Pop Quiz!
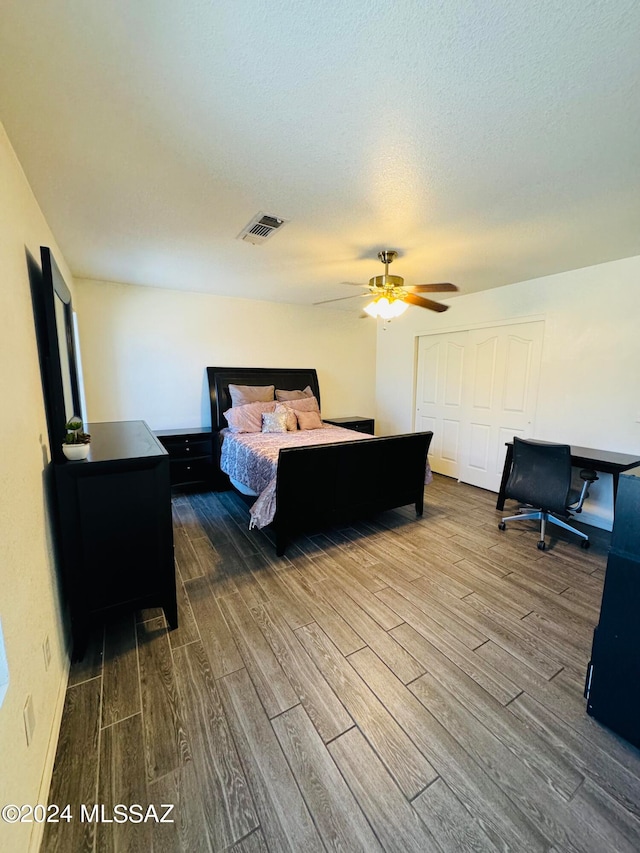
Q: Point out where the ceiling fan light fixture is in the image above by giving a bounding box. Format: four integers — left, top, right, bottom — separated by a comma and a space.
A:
391, 299, 409, 318
364, 299, 381, 318
319, 249, 457, 315
364, 295, 408, 320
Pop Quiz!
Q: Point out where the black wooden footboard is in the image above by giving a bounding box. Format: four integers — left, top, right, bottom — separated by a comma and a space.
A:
273, 431, 433, 555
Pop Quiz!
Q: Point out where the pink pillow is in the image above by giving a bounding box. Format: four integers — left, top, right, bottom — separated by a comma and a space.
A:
275, 386, 314, 402
275, 402, 297, 430
228, 384, 275, 407
224, 401, 276, 433
296, 410, 323, 430
284, 396, 320, 414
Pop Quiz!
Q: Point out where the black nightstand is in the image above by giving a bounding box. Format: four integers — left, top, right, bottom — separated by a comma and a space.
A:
155, 427, 213, 489
323, 416, 375, 435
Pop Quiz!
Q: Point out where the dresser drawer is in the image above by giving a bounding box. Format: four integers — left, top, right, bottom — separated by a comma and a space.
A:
323, 417, 375, 435
349, 421, 375, 434
170, 458, 212, 487
162, 437, 212, 458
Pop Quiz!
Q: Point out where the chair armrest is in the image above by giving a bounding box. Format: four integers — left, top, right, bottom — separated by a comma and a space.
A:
569, 469, 599, 513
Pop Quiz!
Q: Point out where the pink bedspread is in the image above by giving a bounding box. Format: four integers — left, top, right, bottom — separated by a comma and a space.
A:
220, 425, 433, 529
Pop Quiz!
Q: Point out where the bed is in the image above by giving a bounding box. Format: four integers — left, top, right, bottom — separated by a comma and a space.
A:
207, 366, 433, 555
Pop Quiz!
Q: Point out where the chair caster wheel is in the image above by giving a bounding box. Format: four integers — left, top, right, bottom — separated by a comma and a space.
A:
537, 540, 546, 550
498, 522, 506, 531
581, 540, 590, 549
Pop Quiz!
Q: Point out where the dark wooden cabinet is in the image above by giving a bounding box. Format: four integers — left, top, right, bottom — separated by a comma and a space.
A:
323, 416, 375, 435
54, 421, 177, 659
585, 465, 640, 748
155, 427, 213, 489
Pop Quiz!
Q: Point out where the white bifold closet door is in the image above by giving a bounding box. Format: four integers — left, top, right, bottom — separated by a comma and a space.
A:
415, 321, 544, 491
415, 331, 468, 479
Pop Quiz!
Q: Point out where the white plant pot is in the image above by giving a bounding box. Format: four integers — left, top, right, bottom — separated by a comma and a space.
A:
62, 443, 90, 461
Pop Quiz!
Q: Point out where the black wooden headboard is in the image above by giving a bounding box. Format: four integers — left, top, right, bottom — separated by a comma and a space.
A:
207, 366, 321, 431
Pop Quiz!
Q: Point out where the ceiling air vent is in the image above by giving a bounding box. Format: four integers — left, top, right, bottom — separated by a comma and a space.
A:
237, 212, 288, 245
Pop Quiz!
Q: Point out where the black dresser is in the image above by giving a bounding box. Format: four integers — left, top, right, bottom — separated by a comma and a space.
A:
54, 421, 177, 659
585, 465, 640, 747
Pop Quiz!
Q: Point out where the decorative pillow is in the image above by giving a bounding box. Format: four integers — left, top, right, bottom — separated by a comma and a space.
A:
275, 402, 297, 431
275, 385, 314, 402
224, 401, 275, 433
296, 410, 323, 430
228, 383, 275, 407
262, 411, 289, 433
283, 396, 320, 414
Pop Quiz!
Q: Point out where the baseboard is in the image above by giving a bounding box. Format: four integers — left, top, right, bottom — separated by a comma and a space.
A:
28, 658, 70, 853
578, 508, 613, 533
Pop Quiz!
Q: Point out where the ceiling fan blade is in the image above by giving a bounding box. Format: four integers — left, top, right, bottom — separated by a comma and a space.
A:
313, 292, 369, 305
407, 283, 458, 292
340, 281, 368, 287
403, 292, 449, 313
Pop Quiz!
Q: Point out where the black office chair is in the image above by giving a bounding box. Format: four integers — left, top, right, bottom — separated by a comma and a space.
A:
498, 437, 598, 550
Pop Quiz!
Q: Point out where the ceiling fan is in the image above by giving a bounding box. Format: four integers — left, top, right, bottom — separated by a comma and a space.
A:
314, 250, 458, 319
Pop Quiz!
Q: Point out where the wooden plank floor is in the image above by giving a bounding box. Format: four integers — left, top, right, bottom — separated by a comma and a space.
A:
43, 475, 640, 852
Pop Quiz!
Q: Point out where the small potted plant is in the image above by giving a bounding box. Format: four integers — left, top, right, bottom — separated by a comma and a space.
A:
62, 417, 91, 460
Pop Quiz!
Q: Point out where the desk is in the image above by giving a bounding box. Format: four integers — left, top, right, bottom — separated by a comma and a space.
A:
496, 442, 640, 511
586, 466, 640, 748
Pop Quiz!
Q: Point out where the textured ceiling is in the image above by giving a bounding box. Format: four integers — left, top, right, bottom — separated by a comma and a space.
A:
1, 0, 639, 309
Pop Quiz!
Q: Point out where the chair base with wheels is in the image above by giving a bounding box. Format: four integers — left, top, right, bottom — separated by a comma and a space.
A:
499, 508, 591, 551
497, 436, 598, 551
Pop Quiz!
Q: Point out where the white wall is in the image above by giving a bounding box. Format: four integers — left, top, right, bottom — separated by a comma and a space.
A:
75, 280, 377, 430
375, 255, 640, 529
0, 125, 71, 852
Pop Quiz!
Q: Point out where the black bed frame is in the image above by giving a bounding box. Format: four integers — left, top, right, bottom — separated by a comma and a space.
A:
207, 366, 433, 555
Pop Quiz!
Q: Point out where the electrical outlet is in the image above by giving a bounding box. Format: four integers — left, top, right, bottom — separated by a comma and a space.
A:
43, 635, 51, 671
23, 694, 36, 746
